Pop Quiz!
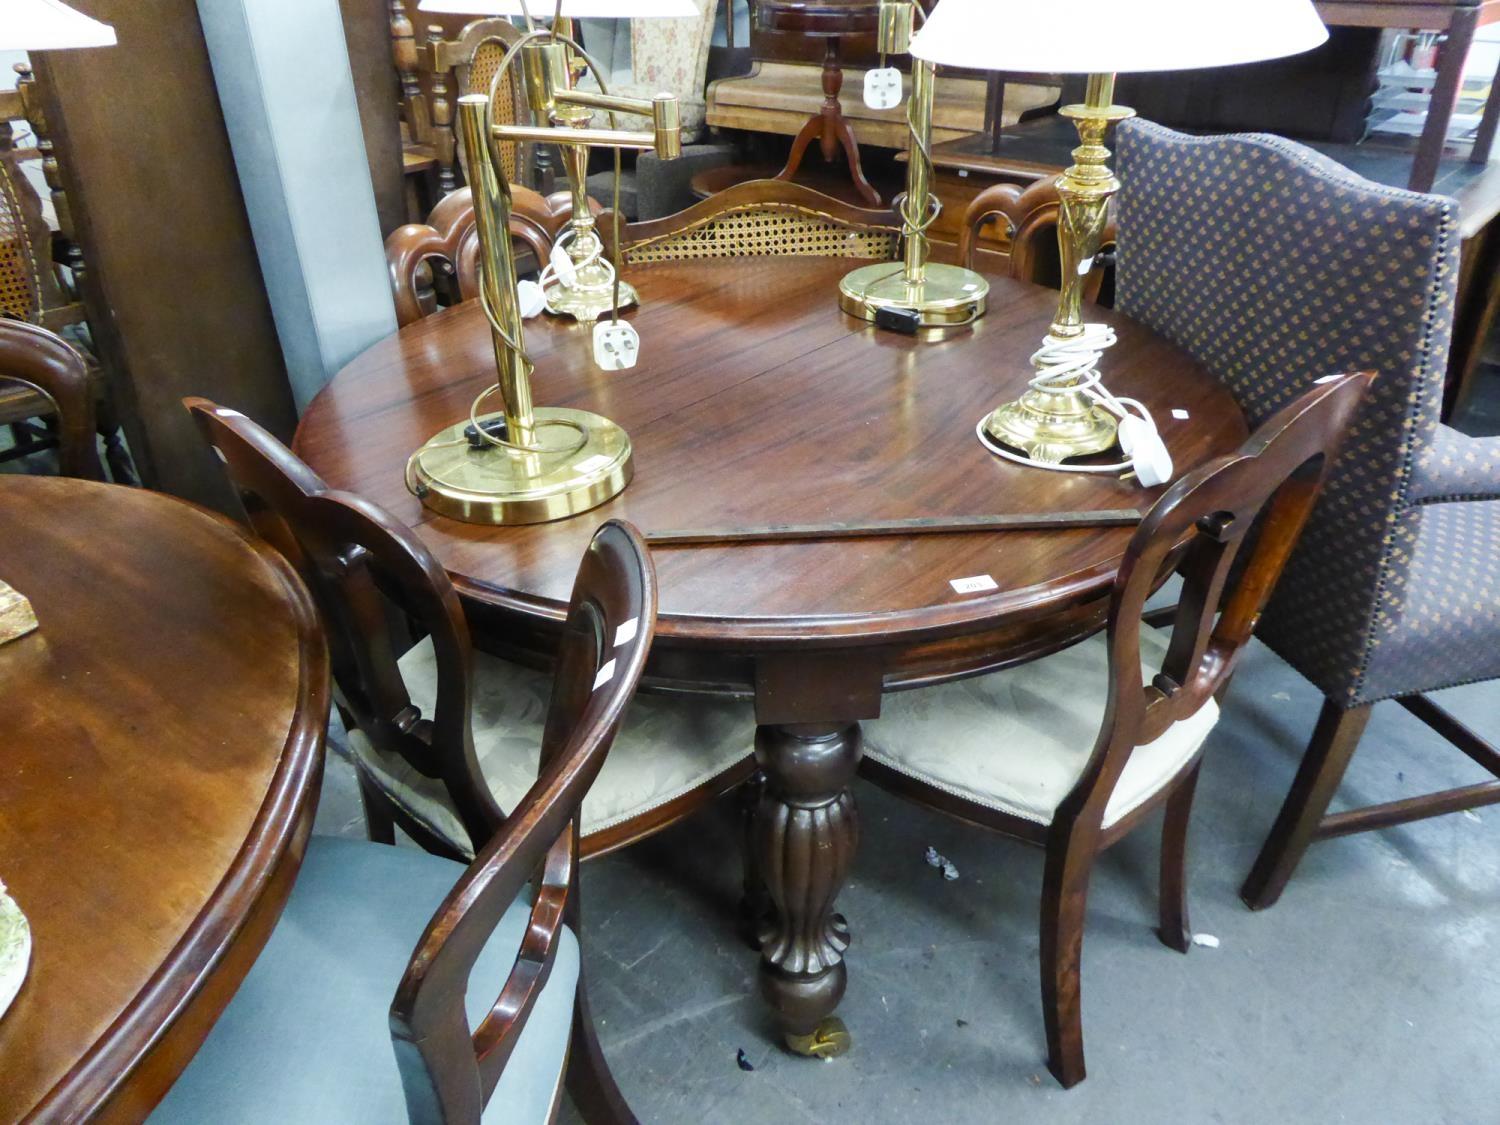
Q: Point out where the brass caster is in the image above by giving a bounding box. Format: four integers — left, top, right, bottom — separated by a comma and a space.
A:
784, 1017, 851, 1059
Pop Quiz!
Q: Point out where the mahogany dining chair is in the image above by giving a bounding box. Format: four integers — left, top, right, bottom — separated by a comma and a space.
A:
859, 373, 1372, 1088
152, 413, 653, 1123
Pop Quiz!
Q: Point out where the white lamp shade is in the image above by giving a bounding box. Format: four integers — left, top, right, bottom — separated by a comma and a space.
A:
911, 0, 1327, 74
0, 0, 116, 50
418, 0, 697, 16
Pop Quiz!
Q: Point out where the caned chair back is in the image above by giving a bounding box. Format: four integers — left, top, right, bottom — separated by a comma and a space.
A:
958, 175, 1114, 303
1115, 120, 1459, 707
385, 185, 576, 326
0, 318, 101, 479
185, 398, 502, 849
1066, 374, 1371, 830
609, 180, 902, 265
391, 519, 655, 1121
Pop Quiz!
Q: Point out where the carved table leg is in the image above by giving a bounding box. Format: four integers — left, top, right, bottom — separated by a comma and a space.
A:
754, 720, 860, 1059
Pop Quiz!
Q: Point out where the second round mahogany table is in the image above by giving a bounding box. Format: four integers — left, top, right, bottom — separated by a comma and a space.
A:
294, 256, 1247, 1055
0, 476, 328, 1121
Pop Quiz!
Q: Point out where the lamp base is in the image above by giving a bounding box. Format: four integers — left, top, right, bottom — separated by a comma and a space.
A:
982, 384, 1119, 465
410, 406, 632, 525
545, 270, 640, 324
838, 262, 989, 328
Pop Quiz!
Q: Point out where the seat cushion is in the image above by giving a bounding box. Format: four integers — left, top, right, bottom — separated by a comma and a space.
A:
1359, 500, 1500, 701
150, 836, 578, 1125
352, 642, 754, 856
863, 626, 1219, 829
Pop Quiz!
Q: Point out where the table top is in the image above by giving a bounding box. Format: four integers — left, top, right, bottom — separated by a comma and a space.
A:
296, 258, 1246, 667
755, 0, 882, 35
0, 476, 328, 1122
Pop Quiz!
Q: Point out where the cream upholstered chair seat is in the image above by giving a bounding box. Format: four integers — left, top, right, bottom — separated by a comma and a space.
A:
350, 639, 754, 857
864, 625, 1219, 829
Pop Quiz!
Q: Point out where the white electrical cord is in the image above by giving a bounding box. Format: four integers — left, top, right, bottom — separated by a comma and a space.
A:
976, 323, 1174, 487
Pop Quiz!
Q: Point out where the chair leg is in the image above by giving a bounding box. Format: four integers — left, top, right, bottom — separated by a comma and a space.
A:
1157, 760, 1203, 954
1241, 699, 1372, 911
356, 768, 398, 846
1039, 831, 1096, 1089
737, 770, 769, 950
566, 972, 638, 1125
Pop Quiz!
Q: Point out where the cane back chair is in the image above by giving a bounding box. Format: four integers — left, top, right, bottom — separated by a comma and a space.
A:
958, 175, 1115, 305
151, 440, 649, 1123
607, 180, 902, 265
385, 184, 583, 327
1113, 120, 1500, 911
860, 374, 1371, 1088
0, 136, 125, 479
186, 399, 755, 863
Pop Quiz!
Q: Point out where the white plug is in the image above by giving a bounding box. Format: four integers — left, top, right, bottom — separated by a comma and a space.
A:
864, 67, 903, 110
516, 279, 547, 319
1119, 415, 1173, 487
549, 242, 578, 288
593, 321, 640, 371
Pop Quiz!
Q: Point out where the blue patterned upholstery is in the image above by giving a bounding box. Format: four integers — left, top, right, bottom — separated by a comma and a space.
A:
1115, 120, 1499, 707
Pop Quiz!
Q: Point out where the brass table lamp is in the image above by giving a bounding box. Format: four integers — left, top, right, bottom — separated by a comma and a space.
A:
839, 0, 989, 329
406, 4, 686, 525
422, 0, 696, 322
904, 0, 1327, 465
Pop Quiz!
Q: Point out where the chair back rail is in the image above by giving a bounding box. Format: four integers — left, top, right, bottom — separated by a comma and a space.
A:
604, 179, 903, 264
386, 185, 582, 326
185, 398, 502, 850
390, 520, 656, 1122
958, 176, 1114, 302
1062, 373, 1372, 830
0, 318, 101, 479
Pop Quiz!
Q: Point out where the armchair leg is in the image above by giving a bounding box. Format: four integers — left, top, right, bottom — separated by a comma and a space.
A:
1157, 759, 1202, 954
1040, 830, 1096, 1089
1241, 699, 1371, 911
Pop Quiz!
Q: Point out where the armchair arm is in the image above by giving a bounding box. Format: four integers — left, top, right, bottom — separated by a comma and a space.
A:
1410, 424, 1500, 505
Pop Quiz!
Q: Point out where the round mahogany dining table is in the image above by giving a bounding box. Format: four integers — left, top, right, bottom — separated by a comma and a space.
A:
294, 256, 1247, 1055
0, 476, 329, 1122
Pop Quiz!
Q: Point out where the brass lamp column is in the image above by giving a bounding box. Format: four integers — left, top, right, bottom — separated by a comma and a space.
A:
981, 74, 1133, 461
406, 81, 682, 525
838, 0, 988, 329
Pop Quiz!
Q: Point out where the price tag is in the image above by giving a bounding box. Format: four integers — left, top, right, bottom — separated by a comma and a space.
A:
864, 67, 903, 110
950, 574, 998, 594
614, 617, 639, 647
592, 657, 617, 691
1171, 409, 1190, 420
550, 242, 578, 287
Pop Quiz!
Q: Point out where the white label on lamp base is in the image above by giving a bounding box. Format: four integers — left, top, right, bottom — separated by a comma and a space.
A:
574, 454, 615, 476
592, 658, 617, 691
864, 67, 903, 109
614, 617, 639, 648
950, 574, 998, 594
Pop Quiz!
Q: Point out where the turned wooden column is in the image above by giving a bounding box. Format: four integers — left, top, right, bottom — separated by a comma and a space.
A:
750, 647, 881, 1056
754, 720, 860, 1055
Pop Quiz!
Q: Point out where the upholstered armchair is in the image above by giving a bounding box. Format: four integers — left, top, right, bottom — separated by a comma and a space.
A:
1114, 119, 1500, 909
580, 3, 719, 143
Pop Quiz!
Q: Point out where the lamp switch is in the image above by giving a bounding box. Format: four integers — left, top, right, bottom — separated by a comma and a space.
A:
864, 67, 903, 110
593, 321, 640, 370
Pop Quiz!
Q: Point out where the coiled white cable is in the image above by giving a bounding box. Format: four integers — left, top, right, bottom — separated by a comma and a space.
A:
976, 323, 1174, 486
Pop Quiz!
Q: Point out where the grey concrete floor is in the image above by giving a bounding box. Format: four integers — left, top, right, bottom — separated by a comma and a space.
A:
314, 636, 1500, 1125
